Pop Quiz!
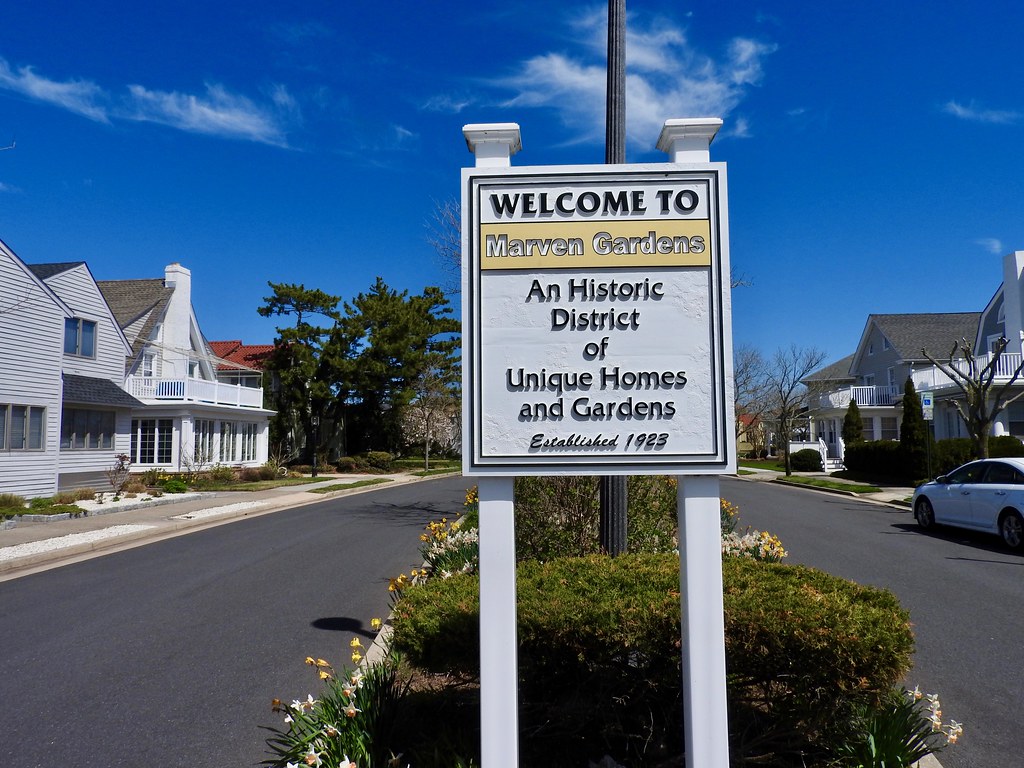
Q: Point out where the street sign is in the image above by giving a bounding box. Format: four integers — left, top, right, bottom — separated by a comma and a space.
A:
921, 391, 934, 421
462, 164, 735, 476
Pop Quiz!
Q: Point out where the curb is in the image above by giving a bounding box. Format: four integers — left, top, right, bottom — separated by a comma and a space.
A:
0, 472, 461, 580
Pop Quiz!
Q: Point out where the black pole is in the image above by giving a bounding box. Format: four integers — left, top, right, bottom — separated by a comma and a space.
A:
600, 0, 628, 557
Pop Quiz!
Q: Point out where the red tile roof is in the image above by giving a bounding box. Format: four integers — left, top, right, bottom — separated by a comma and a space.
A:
209, 340, 274, 371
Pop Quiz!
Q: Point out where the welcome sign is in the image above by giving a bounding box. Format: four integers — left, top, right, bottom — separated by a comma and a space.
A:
463, 165, 734, 475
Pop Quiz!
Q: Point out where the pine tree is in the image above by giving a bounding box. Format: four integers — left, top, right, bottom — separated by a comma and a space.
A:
842, 399, 863, 445
900, 378, 930, 481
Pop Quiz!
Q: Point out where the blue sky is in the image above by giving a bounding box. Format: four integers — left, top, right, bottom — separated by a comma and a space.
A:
2, 1, 1023, 367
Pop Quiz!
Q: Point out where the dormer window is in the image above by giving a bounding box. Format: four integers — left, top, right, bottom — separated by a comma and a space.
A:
64, 318, 96, 357
882, 337, 890, 351
868, 343, 874, 356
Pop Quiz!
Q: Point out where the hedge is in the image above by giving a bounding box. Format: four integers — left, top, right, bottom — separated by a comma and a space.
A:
391, 554, 913, 766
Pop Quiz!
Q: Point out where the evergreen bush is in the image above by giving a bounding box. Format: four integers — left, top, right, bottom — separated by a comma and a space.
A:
988, 434, 1024, 458
843, 440, 906, 478
360, 451, 395, 472
790, 448, 823, 471
933, 438, 974, 476
900, 381, 931, 482
842, 399, 864, 444
391, 554, 913, 766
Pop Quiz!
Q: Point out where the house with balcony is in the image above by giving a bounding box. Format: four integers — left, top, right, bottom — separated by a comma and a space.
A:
2, 240, 274, 498
96, 263, 273, 472
803, 250, 1024, 465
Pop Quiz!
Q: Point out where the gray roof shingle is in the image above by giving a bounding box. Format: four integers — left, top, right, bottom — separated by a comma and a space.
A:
870, 313, 982, 360
63, 374, 143, 408
96, 278, 173, 360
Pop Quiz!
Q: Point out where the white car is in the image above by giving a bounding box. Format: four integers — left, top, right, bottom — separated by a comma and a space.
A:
912, 458, 1024, 550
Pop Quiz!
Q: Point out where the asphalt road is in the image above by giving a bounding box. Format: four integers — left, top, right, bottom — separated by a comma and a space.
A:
0, 475, 470, 768
722, 476, 1022, 768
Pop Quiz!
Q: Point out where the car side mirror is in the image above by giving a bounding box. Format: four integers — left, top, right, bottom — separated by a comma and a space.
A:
936, 475, 950, 485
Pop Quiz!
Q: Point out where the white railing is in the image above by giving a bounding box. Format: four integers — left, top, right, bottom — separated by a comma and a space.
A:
125, 375, 263, 409
912, 352, 1024, 390
815, 384, 901, 408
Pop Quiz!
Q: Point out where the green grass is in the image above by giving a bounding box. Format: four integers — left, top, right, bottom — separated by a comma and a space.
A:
411, 467, 461, 477
392, 457, 460, 470
738, 459, 785, 471
775, 475, 882, 494
195, 475, 339, 492
308, 478, 394, 494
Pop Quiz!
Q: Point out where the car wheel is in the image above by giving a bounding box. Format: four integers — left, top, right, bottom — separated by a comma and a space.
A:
915, 497, 936, 529
999, 511, 1024, 550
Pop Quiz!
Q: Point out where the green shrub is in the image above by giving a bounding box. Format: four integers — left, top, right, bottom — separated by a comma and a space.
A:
360, 451, 395, 472
511, 475, 677, 561
162, 478, 188, 494
391, 554, 913, 766
29, 496, 56, 509
933, 438, 974, 476
334, 456, 358, 473
790, 448, 823, 471
989, 434, 1024, 458
843, 440, 906, 478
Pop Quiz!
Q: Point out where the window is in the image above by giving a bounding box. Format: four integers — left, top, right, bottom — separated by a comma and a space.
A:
887, 367, 896, 387
0, 404, 46, 450
880, 417, 899, 441
883, 336, 891, 351
130, 419, 173, 464
64, 318, 97, 357
240, 423, 258, 462
868, 343, 874, 356
194, 419, 215, 463
141, 353, 155, 379
219, 421, 236, 462
981, 462, 1024, 485
862, 418, 875, 441
61, 408, 115, 450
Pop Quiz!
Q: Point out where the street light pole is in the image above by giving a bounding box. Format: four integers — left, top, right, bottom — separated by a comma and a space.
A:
600, 0, 628, 556
311, 414, 320, 478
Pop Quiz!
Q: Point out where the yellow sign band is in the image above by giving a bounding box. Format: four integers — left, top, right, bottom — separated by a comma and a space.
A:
479, 219, 712, 270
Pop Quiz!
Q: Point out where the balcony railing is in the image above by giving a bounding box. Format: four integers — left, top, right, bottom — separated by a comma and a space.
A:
912, 352, 1024, 391
814, 385, 901, 409
125, 375, 264, 409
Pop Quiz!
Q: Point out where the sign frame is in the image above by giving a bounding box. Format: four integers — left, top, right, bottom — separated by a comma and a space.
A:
462, 163, 736, 476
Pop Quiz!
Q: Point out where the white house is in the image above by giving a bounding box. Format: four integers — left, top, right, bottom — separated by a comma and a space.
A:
1, 240, 72, 498
1, 237, 273, 498
804, 250, 1024, 464
97, 263, 274, 473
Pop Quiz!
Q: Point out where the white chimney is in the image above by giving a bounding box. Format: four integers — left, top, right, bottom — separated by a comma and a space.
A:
162, 263, 193, 377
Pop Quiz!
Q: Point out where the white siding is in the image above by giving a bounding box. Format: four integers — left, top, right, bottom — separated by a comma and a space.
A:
0, 245, 66, 498
44, 264, 130, 381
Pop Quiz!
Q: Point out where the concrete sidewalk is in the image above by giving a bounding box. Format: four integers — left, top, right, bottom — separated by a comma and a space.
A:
0, 471, 456, 581
738, 467, 916, 506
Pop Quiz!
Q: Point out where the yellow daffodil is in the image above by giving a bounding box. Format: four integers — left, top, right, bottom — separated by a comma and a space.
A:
370, 617, 382, 630
350, 638, 362, 649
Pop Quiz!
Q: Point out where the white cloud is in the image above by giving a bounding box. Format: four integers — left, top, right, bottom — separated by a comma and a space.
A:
0, 55, 291, 147
944, 100, 1020, 125
0, 57, 108, 122
491, 9, 776, 148
976, 237, 1004, 255
0, 180, 22, 193
123, 83, 288, 147
422, 94, 474, 114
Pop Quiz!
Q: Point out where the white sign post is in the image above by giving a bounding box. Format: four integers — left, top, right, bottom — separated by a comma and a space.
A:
463, 119, 735, 768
